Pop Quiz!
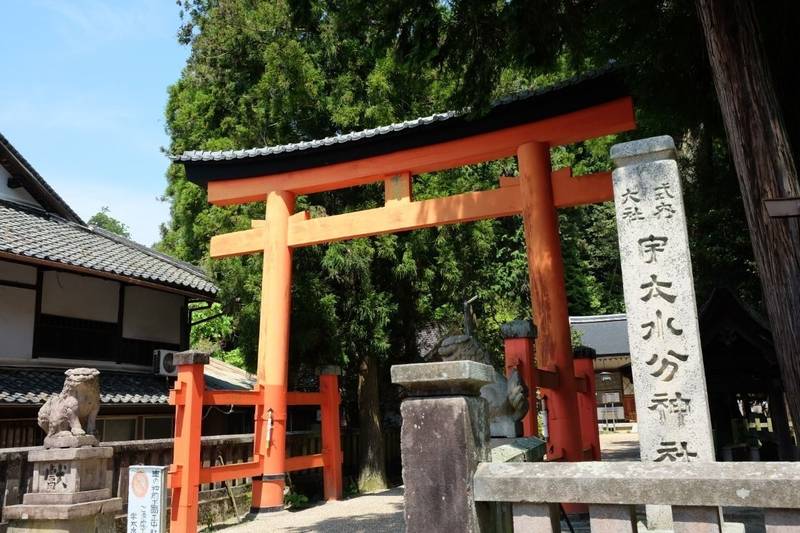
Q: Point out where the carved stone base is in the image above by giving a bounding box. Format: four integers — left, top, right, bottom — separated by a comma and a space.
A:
4, 498, 121, 533
42, 433, 98, 450
3, 446, 118, 533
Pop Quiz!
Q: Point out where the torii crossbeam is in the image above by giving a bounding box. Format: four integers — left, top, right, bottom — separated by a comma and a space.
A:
171, 68, 635, 528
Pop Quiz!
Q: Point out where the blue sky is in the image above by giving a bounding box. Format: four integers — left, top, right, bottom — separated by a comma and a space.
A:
1, 0, 189, 245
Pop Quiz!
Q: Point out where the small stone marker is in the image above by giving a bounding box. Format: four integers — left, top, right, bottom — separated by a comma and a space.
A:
611, 136, 716, 526
127, 465, 168, 533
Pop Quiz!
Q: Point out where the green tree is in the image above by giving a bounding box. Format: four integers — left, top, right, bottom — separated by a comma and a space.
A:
88, 207, 131, 238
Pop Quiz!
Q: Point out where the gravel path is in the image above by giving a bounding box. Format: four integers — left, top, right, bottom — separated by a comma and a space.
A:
600, 430, 642, 461
216, 487, 404, 533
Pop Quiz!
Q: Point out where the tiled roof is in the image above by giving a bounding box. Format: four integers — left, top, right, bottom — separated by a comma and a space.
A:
569, 314, 630, 356
0, 199, 217, 297
174, 66, 621, 164
0, 363, 253, 406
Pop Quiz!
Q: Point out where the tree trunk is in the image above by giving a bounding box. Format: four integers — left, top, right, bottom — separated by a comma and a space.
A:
695, 0, 800, 432
357, 354, 388, 492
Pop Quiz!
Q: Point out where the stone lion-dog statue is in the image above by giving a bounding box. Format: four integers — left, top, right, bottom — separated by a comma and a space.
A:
38, 368, 101, 448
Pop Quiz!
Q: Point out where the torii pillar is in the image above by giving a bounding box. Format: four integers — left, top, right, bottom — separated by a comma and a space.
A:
251, 190, 296, 514
518, 142, 583, 465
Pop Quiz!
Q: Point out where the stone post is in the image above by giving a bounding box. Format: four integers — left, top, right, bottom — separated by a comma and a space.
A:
611, 136, 716, 530
391, 361, 494, 533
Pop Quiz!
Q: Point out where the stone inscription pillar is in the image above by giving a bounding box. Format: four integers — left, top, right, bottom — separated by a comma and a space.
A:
391, 361, 493, 533
611, 136, 716, 528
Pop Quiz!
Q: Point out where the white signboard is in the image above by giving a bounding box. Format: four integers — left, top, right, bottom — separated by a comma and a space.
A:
127, 465, 167, 533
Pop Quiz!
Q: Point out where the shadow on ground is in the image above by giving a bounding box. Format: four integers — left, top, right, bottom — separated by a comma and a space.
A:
280, 503, 404, 533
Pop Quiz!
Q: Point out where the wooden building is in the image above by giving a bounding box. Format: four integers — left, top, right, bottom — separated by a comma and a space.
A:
0, 132, 251, 447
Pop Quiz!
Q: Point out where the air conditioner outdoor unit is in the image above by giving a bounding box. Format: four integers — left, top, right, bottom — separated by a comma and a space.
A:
153, 349, 177, 377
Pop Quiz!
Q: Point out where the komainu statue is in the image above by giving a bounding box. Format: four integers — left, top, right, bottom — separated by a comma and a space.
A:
427, 334, 529, 438
38, 368, 101, 448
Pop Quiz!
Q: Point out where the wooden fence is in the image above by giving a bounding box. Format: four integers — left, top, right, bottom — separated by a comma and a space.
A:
0, 428, 400, 528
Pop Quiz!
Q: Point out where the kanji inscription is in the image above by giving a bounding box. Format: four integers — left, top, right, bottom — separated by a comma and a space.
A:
611, 136, 714, 471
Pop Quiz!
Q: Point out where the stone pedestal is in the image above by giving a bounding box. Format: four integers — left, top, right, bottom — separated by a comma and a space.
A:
4, 447, 122, 533
391, 361, 494, 533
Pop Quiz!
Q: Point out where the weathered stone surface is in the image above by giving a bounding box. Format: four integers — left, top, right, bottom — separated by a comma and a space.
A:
612, 136, 715, 529
472, 461, 800, 508
37, 368, 100, 449
490, 437, 546, 463
6, 513, 117, 533
173, 349, 210, 366
499, 319, 537, 339
511, 503, 559, 532
28, 447, 113, 495
4, 498, 122, 521
22, 488, 111, 505
672, 506, 722, 533
6, 444, 119, 533
588, 504, 638, 533
391, 361, 495, 396
400, 395, 491, 533
610, 135, 677, 167
28, 446, 112, 462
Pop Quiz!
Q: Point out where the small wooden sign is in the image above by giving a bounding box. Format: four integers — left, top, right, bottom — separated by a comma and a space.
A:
764, 197, 800, 218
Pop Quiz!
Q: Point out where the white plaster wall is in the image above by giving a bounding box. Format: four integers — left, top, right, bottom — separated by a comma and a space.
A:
0, 260, 36, 284
0, 286, 35, 358
0, 164, 41, 208
41, 271, 120, 322
122, 286, 183, 344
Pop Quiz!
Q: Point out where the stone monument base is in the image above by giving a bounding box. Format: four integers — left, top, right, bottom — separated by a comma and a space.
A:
43, 433, 98, 450
4, 499, 122, 533
3, 446, 121, 533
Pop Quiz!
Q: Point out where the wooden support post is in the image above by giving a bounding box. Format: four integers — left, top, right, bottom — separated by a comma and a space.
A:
518, 141, 584, 512
574, 347, 601, 460
501, 320, 538, 437
384, 172, 412, 205
319, 366, 343, 500
251, 190, 295, 514
169, 351, 209, 533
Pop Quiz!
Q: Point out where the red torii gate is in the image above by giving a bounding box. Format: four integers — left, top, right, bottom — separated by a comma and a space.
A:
169, 70, 635, 530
